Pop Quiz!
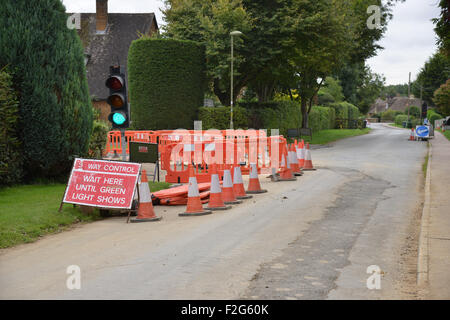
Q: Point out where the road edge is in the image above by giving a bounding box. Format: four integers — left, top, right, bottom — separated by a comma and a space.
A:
417, 140, 431, 292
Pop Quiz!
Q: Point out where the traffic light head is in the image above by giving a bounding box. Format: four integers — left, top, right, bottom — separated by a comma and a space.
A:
106, 66, 129, 129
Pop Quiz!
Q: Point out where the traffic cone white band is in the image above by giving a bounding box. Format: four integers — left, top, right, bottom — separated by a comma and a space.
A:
250, 163, 258, 179
305, 149, 311, 161
223, 169, 233, 188
188, 176, 200, 197
210, 174, 222, 193
139, 182, 151, 203
233, 166, 244, 184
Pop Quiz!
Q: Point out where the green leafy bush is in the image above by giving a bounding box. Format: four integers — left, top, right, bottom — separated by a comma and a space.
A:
88, 120, 109, 159
411, 118, 422, 127
0, 0, 93, 180
381, 109, 398, 121
404, 106, 420, 118
0, 67, 22, 186
427, 109, 443, 126
128, 38, 206, 130
395, 114, 409, 126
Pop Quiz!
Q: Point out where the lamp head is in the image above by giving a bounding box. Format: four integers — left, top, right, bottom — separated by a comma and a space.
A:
230, 30, 243, 37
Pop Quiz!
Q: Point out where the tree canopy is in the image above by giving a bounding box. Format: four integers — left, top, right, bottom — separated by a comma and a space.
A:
162, 0, 403, 127
0, 0, 93, 180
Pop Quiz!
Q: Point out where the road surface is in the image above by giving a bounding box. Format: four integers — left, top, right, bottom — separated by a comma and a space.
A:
0, 124, 427, 299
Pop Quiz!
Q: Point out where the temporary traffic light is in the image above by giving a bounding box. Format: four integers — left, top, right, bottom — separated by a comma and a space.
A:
421, 102, 428, 120
106, 66, 129, 128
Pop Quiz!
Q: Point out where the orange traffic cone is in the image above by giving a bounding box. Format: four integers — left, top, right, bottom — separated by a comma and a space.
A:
409, 128, 415, 141
206, 164, 231, 211
179, 165, 212, 216
303, 143, 316, 170
297, 140, 305, 168
279, 153, 296, 181
247, 163, 268, 194
222, 165, 242, 205
131, 170, 162, 223
289, 144, 303, 176
233, 165, 253, 199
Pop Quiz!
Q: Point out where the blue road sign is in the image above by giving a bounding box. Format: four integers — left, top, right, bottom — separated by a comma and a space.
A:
416, 125, 430, 138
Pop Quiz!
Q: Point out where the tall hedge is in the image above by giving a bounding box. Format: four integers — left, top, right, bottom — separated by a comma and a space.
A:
330, 102, 359, 128
0, 0, 93, 179
128, 39, 206, 130
198, 106, 248, 130
0, 67, 22, 185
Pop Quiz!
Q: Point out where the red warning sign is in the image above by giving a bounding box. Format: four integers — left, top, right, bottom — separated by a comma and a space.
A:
63, 158, 141, 209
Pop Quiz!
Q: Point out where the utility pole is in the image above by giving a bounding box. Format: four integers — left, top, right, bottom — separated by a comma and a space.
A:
407, 72, 411, 127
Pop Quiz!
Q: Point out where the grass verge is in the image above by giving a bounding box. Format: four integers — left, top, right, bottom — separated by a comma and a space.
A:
0, 184, 102, 249
301, 128, 371, 145
423, 142, 430, 179
436, 128, 450, 141
388, 123, 408, 129
148, 181, 172, 192
0, 181, 172, 249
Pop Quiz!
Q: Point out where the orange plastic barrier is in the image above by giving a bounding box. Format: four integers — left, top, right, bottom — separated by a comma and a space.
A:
104, 130, 287, 184
160, 135, 287, 183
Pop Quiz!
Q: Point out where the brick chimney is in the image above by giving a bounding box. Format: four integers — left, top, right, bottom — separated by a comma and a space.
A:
96, 0, 108, 33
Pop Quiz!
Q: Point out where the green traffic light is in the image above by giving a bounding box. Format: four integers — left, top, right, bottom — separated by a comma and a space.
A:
112, 112, 126, 125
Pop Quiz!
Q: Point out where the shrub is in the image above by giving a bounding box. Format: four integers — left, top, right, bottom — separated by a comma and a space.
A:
395, 114, 408, 126
88, 120, 109, 159
128, 38, 206, 130
433, 79, 450, 117
427, 109, 443, 127
381, 109, 397, 121
0, 67, 22, 186
198, 106, 248, 130
0, 0, 93, 180
411, 118, 422, 127
404, 106, 420, 118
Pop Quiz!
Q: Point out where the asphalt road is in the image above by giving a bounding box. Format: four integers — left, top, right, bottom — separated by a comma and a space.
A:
0, 124, 427, 299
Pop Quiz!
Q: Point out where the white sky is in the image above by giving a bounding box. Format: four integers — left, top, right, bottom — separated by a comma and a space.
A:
367, 0, 441, 85
62, 0, 441, 85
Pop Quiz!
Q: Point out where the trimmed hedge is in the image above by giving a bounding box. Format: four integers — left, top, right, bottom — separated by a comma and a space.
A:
0, 67, 22, 186
199, 101, 337, 137
198, 106, 248, 130
309, 106, 336, 132
330, 102, 359, 128
0, 0, 93, 180
128, 38, 206, 130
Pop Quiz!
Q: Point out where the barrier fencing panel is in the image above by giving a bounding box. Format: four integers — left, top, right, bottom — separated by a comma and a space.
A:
104, 130, 287, 183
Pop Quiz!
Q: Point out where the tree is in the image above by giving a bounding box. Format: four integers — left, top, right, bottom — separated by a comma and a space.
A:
433, 79, 450, 116
0, 0, 93, 179
163, 0, 252, 106
318, 77, 344, 105
432, 0, 450, 57
286, 0, 354, 128
381, 84, 409, 99
0, 67, 22, 185
412, 52, 450, 105
335, 0, 403, 106
355, 67, 385, 114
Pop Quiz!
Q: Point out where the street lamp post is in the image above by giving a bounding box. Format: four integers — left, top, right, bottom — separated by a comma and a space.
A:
230, 30, 243, 129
